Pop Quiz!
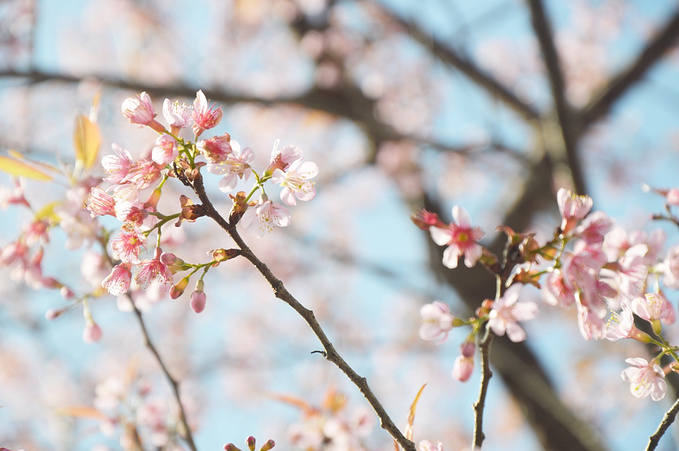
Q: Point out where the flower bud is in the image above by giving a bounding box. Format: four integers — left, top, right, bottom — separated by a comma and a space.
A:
83, 321, 103, 343
210, 248, 241, 265
170, 276, 191, 299
261, 439, 275, 451
190, 280, 206, 313
246, 436, 257, 451
223, 445, 241, 451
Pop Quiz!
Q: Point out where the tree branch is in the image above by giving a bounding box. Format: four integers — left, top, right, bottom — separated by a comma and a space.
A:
472, 326, 493, 449
368, 2, 541, 122
647, 396, 679, 451
191, 172, 416, 451
581, 9, 679, 130
527, 0, 586, 195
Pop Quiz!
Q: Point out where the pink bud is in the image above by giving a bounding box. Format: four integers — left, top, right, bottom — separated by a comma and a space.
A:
261, 439, 275, 451
83, 322, 103, 343
160, 252, 180, 266
246, 436, 256, 451
60, 285, 75, 300
460, 339, 475, 358
45, 308, 62, 320
190, 290, 207, 313
667, 188, 679, 206
452, 355, 474, 382
223, 445, 240, 451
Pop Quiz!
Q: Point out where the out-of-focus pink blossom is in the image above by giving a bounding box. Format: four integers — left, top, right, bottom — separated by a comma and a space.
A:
240, 199, 291, 237
663, 245, 679, 289
272, 159, 319, 206
419, 441, 444, 451
576, 302, 606, 340
83, 320, 103, 343
488, 284, 538, 342
666, 188, 679, 206
557, 188, 593, 234
151, 134, 178, 166
0, 178, 29, 208
197, 133, 232, 164
542, 269, 577, 308
207, 140, 255, 192
22, 219, 49, 246
574, 210, 612, 245
632, 292, 675, 332
429, 206, 485, 269
102, 263, 132, 296
419, 301, 455, 343
192, 90, 222, 137
621, 357, 666, 401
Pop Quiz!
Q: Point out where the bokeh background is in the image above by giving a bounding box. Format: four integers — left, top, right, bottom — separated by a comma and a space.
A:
2, 0, 679, 449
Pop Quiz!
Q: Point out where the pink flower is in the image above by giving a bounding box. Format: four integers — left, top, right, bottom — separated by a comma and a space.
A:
419, 441, 444, 451
192, 90, 222, 137
266, 139, 303, 174
663, 245, 679, 289
22, 219, 49, 246
632, 292, 675, 331
207, 141, 255, 192
429, 206, 485, 269
487, 284, 538, 342
542, 269, 577, 307
452, 355, 474, 382
419, 301, 455, 343
606, 300, 651, 342
271, 159, 319, 206
666, 188, 679, 206
557, 188, 593, 234
122, 92, 165, 133
151, 135, 178, 166
102, 263, 132, 296
102, 144, 135, 185
574, 211, 612, 245
135, 248, 174, 300
110, 224, 146, 264
576, 303, 606, 340
162, 98, 193, 131
0, 178, 29, 208
86, 187, 116, 217
621, 357, 666, 401
197, 133, 232, 164
240, 199, 291, 237
114, 200, 148, 226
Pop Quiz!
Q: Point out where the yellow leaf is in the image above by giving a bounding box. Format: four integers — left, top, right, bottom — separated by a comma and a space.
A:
56, 405, 107, 420
34, 201, 61, 221
73, 114, 101, 169
0, 155, 53, 181
405, 383, 427, 441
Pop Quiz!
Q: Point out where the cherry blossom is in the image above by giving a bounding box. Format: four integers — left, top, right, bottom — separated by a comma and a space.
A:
86, 187, 116, 217
266, 139, 303, 174
197, 133, 232, 164
452, 355, 474, 382
102, 263, 133, 296
240, 199, 291, 237
271, 159, 319, 206
621, 357, 667, 401
110, 224, 146, 264
419, 441, 444, 451
429, 206, 485, 269
557, 188, 593, 234
192, 90, 222, 137
487, 284, 538, 342
162, 98, 192, 131
419, 301, 455, 343
135, 248, 174, 301
632, 292, 675, 329
206, 140, 255, 192
606, 300, 651, 342
122, 91, 156, 126
151, 134, 178, 166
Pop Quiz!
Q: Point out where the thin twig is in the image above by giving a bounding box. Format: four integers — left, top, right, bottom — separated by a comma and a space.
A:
647, 397, 679, 451
100, 243, 197, 451
472, 320, 494, 449
191, 172, 416, 451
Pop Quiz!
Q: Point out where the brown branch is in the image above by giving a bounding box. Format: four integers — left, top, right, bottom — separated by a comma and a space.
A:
472, 326, 493, 449
99, 242, 197, 451
128, 300, 197, 451
366, 1, 541, 122
647, 397, 679, 451
191, 172, 416, 451
527, 0, 586, 195
581, 9, 679, 130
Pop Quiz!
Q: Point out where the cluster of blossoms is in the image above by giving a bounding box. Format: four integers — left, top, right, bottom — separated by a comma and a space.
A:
281, 388, 374, 451
86, 90, 317, 318
89, 372, 195, 450
414, 187, 679, 402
